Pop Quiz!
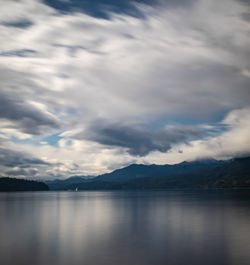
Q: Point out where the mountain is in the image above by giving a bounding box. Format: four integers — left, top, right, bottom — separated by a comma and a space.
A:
45, 176, 87, 190
201, 157, 250, 188
46, 157, 250, 190
111, 157, 250, 190
0, 177, 49, 191
73, 157, 250, 190
46, 159, 221, 190
93, 159, 223, 183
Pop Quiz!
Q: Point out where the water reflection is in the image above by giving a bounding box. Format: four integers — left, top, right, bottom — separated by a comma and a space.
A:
0, 191, 250, 265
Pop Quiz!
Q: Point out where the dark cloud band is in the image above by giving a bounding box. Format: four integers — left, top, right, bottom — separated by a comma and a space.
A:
73, 122, 202, 156
0, 92, 60, 135
0, 148, 49, 169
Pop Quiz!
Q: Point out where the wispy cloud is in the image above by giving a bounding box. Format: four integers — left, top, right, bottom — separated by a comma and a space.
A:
0, 0, 249, 178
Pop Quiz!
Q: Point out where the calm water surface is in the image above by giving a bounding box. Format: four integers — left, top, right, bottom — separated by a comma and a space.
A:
0, 190, 250, 265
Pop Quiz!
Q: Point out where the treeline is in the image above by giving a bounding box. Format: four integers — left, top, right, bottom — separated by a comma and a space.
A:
0, 177, 49, 191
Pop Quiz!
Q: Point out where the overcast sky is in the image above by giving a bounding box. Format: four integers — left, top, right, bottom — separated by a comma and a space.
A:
0, 0, 250, 179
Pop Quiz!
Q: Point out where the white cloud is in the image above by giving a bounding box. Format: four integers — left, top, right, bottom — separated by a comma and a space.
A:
1, 0, 249, 120
142, 108, 250, 164
0, 0, 249, 178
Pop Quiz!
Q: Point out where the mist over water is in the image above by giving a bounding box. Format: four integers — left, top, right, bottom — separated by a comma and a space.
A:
0, 190, 250, 265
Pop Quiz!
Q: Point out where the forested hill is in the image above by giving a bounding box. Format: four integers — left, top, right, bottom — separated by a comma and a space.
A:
0, 177, 49, 191
46, 157, 250, 190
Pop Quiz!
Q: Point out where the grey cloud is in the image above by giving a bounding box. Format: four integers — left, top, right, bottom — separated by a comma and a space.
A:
52, 44, 106, 57
74, 122, 202, 156
6, 168, 38, 177
1, 19, 33, 28
241, 12, 250, 22
0, 148, 49, 168
235, 0, 250, 5
157, 0, 197, 9
52, 44, 85, 57
0, 92, 60, 135
0, 49, 37, 57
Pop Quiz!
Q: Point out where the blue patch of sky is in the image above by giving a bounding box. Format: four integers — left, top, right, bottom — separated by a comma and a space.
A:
146, 110, 232, 137
10, 133, 63, 147
147, 114, 224, 130
64, 139, 73, 146
203, 123, 230, 136
66, 107, 78, 115
10, 136, 42, 147
43, 133, 63, 146
42, 0, 158, 19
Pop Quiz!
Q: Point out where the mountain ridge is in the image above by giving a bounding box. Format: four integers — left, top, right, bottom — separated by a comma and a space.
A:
45, 157, 250, 190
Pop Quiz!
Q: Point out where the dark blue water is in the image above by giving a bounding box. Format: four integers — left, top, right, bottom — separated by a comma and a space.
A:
0, 190, 250, 265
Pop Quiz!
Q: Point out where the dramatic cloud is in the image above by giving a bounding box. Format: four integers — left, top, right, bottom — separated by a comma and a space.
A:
72, 122, 202, 156
0, 0, 249, 178
0, 91, 60, 135
143, 107, 250, 164
0, 148, 49, 168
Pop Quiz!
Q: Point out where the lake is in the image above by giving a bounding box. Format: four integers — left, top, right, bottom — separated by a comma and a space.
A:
0, 190, 250, 265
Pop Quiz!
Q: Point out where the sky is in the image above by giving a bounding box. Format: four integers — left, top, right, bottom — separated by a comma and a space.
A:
0, 0, 250, 179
